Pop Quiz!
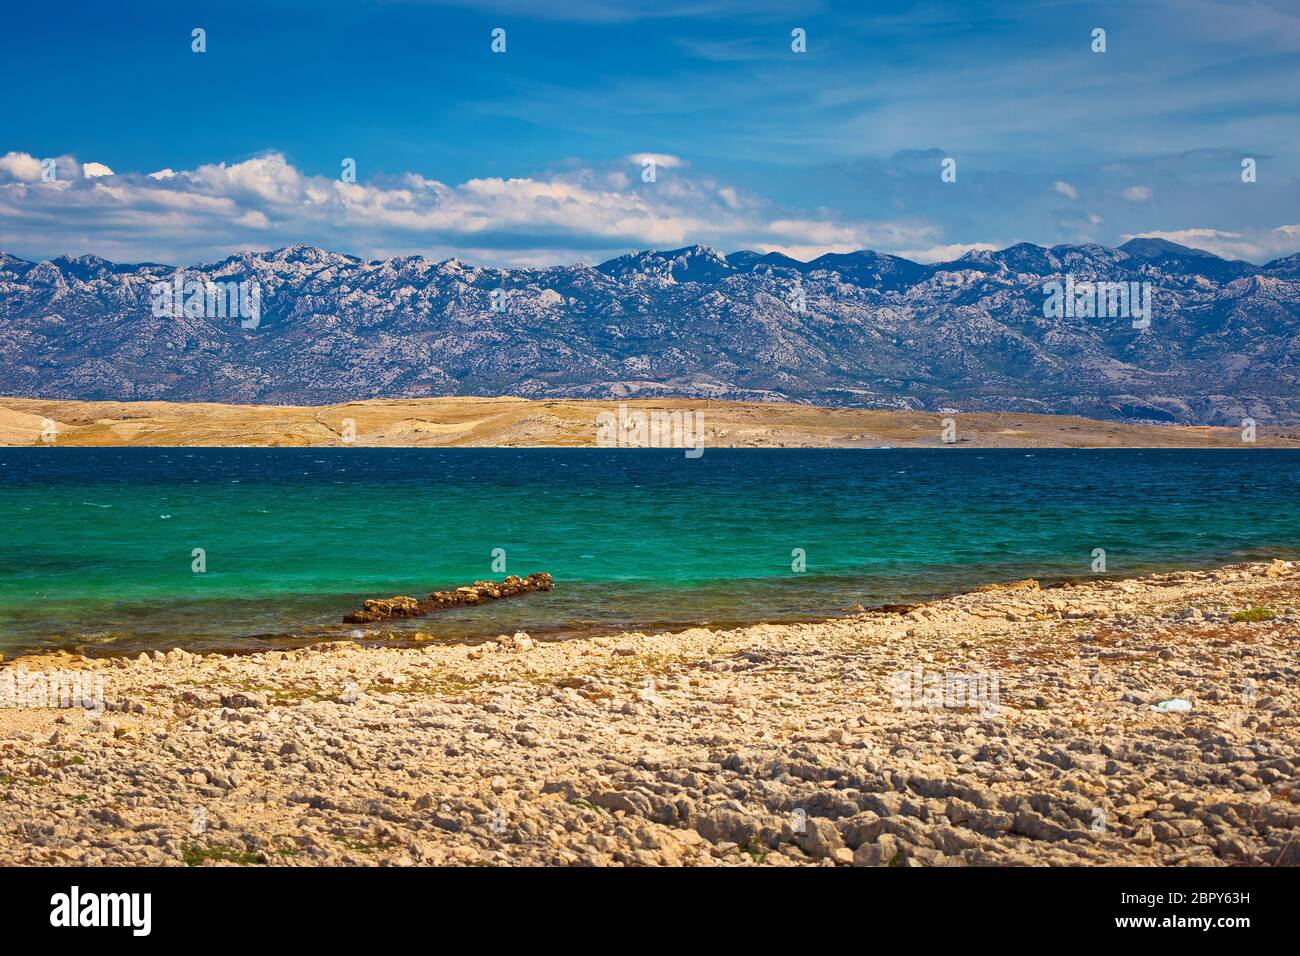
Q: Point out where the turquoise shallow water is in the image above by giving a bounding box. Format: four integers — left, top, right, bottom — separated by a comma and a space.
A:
1, 448, 1297, 655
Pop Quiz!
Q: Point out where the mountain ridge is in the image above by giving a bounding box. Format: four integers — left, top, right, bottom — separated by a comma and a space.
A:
2, 239, 1298, 424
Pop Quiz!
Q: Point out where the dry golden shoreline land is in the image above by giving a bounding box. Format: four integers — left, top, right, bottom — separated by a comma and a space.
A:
2, 395, 1298, 447
1, 561, 1297, 866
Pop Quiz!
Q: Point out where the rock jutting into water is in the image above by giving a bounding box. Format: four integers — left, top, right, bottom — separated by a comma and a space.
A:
342, 573, 554, 625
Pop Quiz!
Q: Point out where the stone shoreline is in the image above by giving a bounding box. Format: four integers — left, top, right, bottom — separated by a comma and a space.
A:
1, 561, 1297, 866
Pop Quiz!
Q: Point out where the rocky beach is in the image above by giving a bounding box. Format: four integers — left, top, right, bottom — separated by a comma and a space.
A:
1, 560, 1297, 867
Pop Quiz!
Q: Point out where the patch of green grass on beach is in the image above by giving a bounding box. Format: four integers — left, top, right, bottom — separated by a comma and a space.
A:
269, 687, 331, 705
742, 836, 768, 864
381, 674, 489, 701
329, 833, 397, 854
182, 843, 265, 866
1, 771, 48, 787
1230, 607, 1275, 623
270, 834, 300, 857
202, 679, 332, 706
588, 651, 696, 689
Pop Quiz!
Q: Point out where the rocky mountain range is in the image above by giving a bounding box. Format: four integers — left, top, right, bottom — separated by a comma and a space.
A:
2, 237, 1298, 424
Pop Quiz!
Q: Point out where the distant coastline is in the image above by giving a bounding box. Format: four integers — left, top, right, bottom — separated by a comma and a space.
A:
3, 396, 1298, 448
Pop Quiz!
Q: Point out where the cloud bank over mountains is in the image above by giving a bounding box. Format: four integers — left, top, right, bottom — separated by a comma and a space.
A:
4, 149, 1297, 269
0, 149, 956, 268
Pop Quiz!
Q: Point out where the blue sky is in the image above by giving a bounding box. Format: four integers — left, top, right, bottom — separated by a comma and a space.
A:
1, 0, 1297, 265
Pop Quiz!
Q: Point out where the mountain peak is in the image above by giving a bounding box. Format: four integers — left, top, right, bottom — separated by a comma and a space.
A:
261, 244, 350, 265
728, 250, 807, 271
596, 244, 733, 282
1119, 237, 1220, 260
665, 243, 727, 259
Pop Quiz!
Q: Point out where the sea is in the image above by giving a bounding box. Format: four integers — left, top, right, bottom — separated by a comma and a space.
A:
1, 447, 1296, 656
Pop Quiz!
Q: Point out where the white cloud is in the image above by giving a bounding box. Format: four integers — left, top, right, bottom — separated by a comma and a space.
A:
0, 148, 948, 267
0, 151, 45, 182
626, 152, 686, 169
1054, 180, 1078, 200
1123, 185, 1152, 202
759, 218, 942, 261
897, 242, 1000, 264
